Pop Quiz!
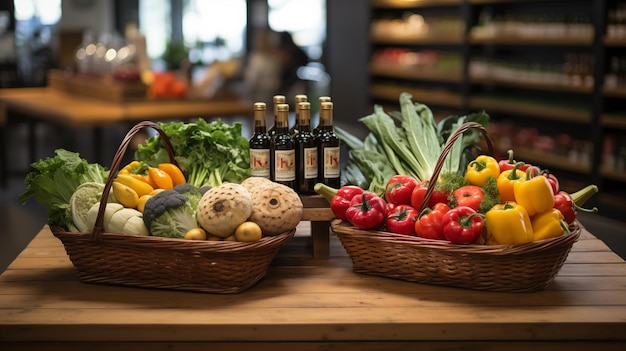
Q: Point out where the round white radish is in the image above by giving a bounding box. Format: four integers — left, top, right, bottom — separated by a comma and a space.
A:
196, 183, 253, 238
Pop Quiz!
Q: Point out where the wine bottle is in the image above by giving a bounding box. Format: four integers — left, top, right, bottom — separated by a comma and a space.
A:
316, 101, 340, 188
270, 103, 296, 188
313, 96, 332, 138
267, 94, 286, 136
248, 102, 271, 179
289, 94, 308, 137
294, 101, 317, 193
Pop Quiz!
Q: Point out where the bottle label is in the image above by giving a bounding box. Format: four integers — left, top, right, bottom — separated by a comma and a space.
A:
274, 149, 296, 181
250, 149, 270, 178
323, 146, 340, 178
304, 147, 318, 179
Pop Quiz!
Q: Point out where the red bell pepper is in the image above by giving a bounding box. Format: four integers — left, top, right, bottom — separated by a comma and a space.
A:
498, 149, 540, 176
385, 175, 419, 206
328, 185, 364, 220
451, 185, 484, 212
553, 185, 600, 224
542, 169, 560, 194
345, 191, 387, 230
385, 204, 419, 235
414, 202, 451, 240
410, 179, 449, 211
441, 206, 484, 244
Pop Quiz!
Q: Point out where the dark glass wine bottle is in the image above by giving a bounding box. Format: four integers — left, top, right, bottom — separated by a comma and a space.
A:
267, 94, 285, 137
270, 103, 296, 188
289, 94, 308, 137
316, 101, 340, 188
294, 101, 317, 194
248, 102, 271, 179
313, 95, 332, 138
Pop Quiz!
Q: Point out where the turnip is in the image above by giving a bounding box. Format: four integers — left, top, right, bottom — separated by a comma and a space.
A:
245, 180, 303, 236
196, 183, 253, 238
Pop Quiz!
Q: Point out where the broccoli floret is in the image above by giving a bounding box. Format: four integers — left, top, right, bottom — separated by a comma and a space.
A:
142, 189, 200, 238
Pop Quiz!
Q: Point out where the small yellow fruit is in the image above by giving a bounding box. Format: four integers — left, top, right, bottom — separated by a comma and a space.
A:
112, 181, 139, 208
223, 234, 237, 242
137, 194, 152, 212
207, 235, 222, 241
184, 227, 207, 240
234, 221, 263, 242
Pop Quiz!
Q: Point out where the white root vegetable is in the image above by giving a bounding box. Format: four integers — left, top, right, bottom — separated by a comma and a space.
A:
196, 183, 253, 238
85, 202, 147, 236
247, 181, 303, 236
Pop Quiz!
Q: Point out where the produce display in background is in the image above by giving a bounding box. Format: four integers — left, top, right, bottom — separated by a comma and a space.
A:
20, 120, 303, 242
488, 120, 593, 169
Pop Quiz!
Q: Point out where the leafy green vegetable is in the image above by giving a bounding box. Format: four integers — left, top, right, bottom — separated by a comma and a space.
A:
19, 149, 109, 229
135, 118, 250, 188
334, 93, 490, 194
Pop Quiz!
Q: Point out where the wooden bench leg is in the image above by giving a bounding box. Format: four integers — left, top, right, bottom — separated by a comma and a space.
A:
311, 221, 330, 259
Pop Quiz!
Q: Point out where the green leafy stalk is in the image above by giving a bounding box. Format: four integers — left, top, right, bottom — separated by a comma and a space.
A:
400, 93, 441, 180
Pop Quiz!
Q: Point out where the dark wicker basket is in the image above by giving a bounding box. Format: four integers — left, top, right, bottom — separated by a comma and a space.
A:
51, 121, 295, 294
331, 121, 581, 293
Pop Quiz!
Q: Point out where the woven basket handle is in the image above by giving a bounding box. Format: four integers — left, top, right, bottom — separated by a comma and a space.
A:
91, 121, 178, 241
419, 121, 494, 213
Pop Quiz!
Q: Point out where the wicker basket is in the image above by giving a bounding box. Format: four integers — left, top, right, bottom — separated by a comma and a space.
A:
331, 121, 581, 293
51, 121, 295, 294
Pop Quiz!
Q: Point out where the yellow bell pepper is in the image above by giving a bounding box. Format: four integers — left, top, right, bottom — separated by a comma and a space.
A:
496, 163, 525, 203
513, 173, 555, 216
531, 208, 570, 241
466, 155, 500, 187
485, 201, 534, 245
119, 160, 142, 175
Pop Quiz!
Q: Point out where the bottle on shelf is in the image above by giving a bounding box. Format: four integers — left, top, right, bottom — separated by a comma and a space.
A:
294, 101, 318, 194
249, 102, 271, 179
316, 101, 341, 188
313, 96, 332, 138
270, 103, 296, 189
289, 94, 309, 137
267, 94, 286, 136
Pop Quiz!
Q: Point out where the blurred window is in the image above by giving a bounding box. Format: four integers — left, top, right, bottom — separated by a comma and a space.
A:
268, 0, 325, 60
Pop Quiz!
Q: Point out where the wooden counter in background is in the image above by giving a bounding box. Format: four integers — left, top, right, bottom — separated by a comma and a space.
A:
0, 223, 625, 350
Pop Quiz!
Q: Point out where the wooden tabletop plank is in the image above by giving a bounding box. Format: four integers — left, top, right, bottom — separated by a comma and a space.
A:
0, 225, 625, 346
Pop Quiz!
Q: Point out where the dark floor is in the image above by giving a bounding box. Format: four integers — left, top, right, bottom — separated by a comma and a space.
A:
2, 122, 625, 273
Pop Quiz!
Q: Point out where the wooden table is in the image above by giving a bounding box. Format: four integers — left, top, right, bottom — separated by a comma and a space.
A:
1, 223, 625, 350
0, 87, 253, 184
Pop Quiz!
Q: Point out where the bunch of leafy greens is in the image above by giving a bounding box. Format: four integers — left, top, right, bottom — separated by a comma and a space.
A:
19, 149, 109, 229
335, 92, 489, 196
135, 118, 250, 188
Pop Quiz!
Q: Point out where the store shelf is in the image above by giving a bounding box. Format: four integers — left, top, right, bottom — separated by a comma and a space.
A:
497, 146, 591, 174
469, 35, 593, 46
371, 0, 463, 9
469, 95, 592, 124
370, 33, 464, 46
370, 83, 464, 108
469, 75, 594, 94
368, 0, 626, 220
601, 113, 626, 130
369, 63, 463, 83
601, 167, 626, 182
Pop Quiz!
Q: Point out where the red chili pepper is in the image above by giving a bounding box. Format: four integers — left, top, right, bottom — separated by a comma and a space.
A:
410, 180, 449, 211
385, 204, 419, 235
553, 191, 577, 224
385, 175, 419, 206
414, 202, 451, 240
451, 185, 484, 212
329, 185, 364, 220
345, 192, 387, 230
441, 206, 484, 244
